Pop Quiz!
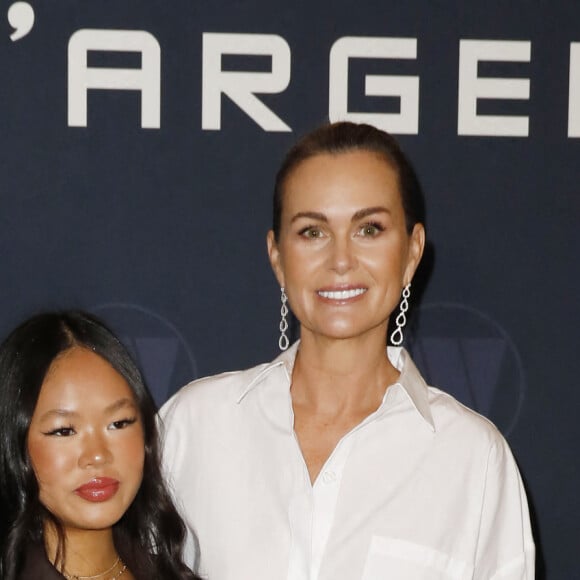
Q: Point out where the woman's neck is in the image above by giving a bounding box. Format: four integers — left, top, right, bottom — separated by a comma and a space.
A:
290, 329, 401, 484
292, 329, 400, 414
44, 523, 119, 578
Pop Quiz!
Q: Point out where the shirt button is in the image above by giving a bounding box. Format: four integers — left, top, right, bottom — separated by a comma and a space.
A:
322, 471, 337, 484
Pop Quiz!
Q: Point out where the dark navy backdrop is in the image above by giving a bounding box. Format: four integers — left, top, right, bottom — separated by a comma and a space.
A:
1, 2, 579, 577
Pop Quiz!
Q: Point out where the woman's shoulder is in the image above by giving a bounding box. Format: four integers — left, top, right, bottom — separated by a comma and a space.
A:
159, 358, 279, 418
425, 384, 509, 449
398, 348, 507, 447
120, 542, 199, 580
17, 543, 64, 580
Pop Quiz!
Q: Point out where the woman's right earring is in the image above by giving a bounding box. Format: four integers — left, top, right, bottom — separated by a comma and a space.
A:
390, 283, 411, 346
279, 287, 289, 351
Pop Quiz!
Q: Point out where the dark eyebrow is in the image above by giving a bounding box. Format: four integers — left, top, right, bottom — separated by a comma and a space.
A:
290, 211, 328, 224
351, 206, 391, 221
38, 409, 78, 421
37, 398, 137, 421
290, 207, 391, 225
105, 398, 138, 414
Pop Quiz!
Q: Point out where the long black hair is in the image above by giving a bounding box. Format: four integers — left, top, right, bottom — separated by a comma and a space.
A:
0, 310, 198, 580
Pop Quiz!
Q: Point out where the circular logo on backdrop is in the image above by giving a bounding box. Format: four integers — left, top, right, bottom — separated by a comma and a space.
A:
406, 303, 526, 436
92, 303, 198, 408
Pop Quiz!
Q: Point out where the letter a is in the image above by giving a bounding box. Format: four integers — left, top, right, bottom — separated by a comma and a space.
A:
68, 29, 161, 128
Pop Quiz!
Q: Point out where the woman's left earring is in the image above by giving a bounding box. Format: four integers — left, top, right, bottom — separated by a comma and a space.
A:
390, 283, 411, 346
279, 287, 289, 351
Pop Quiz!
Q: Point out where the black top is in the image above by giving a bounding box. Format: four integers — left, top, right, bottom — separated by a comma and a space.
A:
18, 543, 65, 579
16, 543, 153, 580
15, 540, 189, 580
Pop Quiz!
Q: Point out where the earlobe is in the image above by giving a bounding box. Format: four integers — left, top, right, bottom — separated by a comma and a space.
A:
267, 230, 285, 287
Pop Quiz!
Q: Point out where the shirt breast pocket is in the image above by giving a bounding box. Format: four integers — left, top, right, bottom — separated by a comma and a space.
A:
361, 536, 473, 580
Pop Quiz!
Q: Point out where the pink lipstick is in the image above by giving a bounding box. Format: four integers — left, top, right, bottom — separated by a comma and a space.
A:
74, 477, 119, 502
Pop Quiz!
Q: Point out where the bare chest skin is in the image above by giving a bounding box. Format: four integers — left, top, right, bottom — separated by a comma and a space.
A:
292, 380, 391, 484
290, 355, 400, 485
292, 405, 368, 484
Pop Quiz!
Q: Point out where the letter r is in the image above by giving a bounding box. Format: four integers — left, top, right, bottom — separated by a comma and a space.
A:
202, 33, 291, 132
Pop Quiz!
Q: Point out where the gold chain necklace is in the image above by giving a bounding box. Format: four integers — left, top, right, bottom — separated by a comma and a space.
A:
63, 556, 128, 580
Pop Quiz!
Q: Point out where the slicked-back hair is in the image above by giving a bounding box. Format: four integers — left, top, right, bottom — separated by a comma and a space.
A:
272, 121, 426, 241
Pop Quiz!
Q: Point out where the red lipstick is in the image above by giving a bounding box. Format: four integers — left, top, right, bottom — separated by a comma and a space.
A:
74, 477, 119, 502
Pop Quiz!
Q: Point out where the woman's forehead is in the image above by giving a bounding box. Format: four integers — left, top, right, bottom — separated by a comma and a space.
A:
282, 150, 402, 213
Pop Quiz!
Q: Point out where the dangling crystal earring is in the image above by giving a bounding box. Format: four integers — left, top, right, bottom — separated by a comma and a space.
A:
390, 283, 411, 346
279, 287, 289, 351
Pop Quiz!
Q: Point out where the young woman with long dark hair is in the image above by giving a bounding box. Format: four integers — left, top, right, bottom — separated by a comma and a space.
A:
0, 310, 198, 580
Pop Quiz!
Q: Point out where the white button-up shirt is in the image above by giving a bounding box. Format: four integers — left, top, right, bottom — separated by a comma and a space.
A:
160, 343, 534, 580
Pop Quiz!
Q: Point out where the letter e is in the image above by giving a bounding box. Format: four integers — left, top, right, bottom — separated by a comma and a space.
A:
458, 39, 530, 137
569, 43, 580, 138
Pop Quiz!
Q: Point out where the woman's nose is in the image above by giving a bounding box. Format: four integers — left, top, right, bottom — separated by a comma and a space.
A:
330, 237, 357, 274
78, 432, 113, 468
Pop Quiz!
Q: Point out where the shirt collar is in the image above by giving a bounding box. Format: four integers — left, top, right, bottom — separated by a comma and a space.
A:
237, 341, 435, 432
385, 346, 435, 432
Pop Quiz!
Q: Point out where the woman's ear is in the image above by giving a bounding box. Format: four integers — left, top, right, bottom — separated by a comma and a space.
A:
404, 223, 425, 285
267, 230, 285, 287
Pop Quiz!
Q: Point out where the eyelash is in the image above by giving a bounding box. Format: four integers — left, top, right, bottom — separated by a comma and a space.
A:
43, 417, 138, 437
298, 220, 385, 239
298, 224, 324, 238
44, 425, 75, 437
110, 417, 138, 430
358, 221, 385, 236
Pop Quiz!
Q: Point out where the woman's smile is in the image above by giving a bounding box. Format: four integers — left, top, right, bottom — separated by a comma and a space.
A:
268, 149, 424, 342
316, 286, 368, 302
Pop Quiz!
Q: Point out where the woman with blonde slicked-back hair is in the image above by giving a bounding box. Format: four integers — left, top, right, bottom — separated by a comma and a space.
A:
161, 121, 535, 580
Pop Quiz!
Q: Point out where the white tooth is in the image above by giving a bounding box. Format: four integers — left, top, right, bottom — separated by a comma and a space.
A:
318, 288, 366, 299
